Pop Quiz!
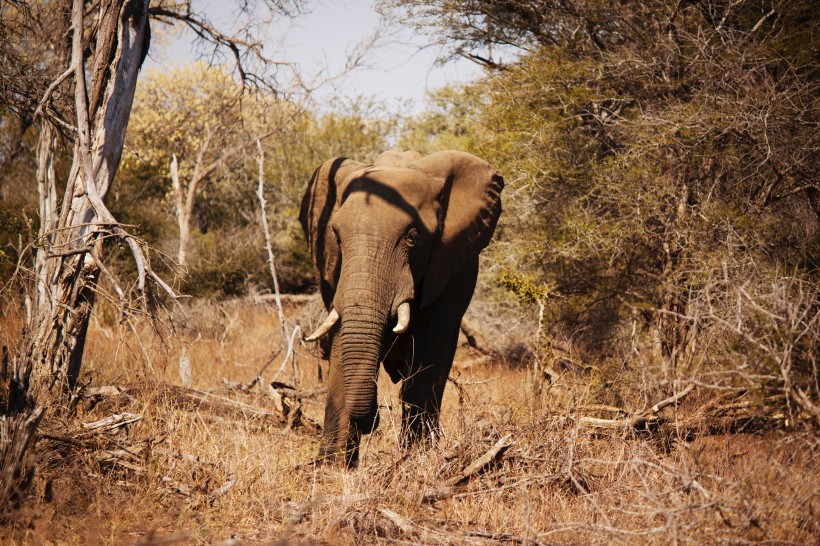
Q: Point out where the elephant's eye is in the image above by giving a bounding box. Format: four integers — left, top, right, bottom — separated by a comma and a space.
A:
405, 229, 419, 247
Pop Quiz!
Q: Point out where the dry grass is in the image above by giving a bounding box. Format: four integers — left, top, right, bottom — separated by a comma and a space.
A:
1, 298, 818, 545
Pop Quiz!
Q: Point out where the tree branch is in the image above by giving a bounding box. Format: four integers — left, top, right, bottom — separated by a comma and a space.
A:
70, 0, 179, 304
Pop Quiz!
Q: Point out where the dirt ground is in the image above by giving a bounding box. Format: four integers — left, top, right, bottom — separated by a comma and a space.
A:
2, 298, 818, 545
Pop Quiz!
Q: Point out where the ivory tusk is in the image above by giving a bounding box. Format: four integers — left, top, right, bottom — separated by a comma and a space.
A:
393, 302, 411, 333
305, 308, 339, 341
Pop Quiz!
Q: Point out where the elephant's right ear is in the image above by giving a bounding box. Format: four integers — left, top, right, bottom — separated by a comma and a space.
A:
300, 157, 366, 308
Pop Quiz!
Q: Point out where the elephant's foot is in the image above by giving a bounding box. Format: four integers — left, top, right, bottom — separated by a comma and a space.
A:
316, 445, 360, 468
400, 403, 441, 448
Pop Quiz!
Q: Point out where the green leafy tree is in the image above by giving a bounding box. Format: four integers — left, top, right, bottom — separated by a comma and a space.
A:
395, 0, 819, 418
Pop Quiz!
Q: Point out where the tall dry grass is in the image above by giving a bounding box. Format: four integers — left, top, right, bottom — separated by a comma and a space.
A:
1, 297, 817, 545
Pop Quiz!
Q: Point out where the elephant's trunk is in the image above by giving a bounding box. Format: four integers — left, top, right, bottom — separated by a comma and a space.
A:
334, 247, 391, 431
337, 304, 385, 429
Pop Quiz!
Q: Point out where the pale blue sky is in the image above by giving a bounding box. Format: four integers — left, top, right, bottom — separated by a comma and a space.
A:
144, 0, 485, 114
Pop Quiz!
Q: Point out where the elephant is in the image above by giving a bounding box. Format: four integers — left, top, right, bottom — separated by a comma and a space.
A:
299, 149, 504, 467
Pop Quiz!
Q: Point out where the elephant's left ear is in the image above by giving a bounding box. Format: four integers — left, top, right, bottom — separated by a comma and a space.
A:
299, 157, 367, 308
412, 151, 504, 307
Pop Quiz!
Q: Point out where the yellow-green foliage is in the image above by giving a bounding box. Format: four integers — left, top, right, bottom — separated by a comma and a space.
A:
125, 63, 272, 179
116, 65, 399, 297
498, 269, 555, 305
0, 200, 31, 282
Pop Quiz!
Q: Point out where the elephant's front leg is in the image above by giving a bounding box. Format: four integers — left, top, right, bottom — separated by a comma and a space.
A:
400, 258, 479, 446
399, 334, 458, 446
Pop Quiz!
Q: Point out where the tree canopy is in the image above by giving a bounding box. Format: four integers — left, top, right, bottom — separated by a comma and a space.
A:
398, 0, 818, 413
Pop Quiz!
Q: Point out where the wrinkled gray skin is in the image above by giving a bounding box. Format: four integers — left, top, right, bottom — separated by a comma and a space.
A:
300, 149, 504, 466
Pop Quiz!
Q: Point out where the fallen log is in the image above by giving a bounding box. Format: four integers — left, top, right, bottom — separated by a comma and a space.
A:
79, 383, 321, 431
159, 385, 288, 424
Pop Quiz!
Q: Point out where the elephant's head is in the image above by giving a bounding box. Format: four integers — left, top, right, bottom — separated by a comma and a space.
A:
299, 150, 503, 463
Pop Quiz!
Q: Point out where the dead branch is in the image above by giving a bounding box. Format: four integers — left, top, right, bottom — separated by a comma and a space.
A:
255, 139, 305, 388
205, 473, 236, 504
447, 434, 514, 486
253, 293, 318, 305
285, 494, 369, 524
269, 380, 322, 432
379, 507, 544, 545
95, 446, 146, 473
269, 324, 302, 385
32, 64, 74, 121
75, 381, 311, 431
379, 508, 418, 536
422, 435, 513, 501
83, 385, 133, 402
647, 383, 696, 414
158, 385, 287, 424
269, 381, 326, 401
577, 386, 791, 438
147, 5, 299, 88
578, 383, 695, 430
460, 319, 497, 356
81, 412, 142, 433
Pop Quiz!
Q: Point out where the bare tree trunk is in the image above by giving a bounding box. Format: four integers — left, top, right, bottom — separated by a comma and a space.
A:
27, 0, 151, 396
4, 0, 305, 519
255, 140, 287, 330
255, 140, 300, 386
32, 122, 59, 329
170, 154, 191, 268
0, 345, 44, 519
170, 126, 215, 270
